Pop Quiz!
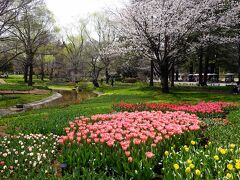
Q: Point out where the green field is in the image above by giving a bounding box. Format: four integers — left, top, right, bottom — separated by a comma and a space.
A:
1, 83, 239, 136
1, 82, 240, 179
0, 93, 52, 108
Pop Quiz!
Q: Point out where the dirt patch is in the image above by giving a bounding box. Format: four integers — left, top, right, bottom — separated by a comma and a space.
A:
210, 118, 229, 125
53, 160, 62, 179
0, 126, 8, 137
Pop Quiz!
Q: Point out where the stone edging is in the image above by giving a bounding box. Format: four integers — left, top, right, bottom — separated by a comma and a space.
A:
0, 92, 63, 117
23, 92, 63, 110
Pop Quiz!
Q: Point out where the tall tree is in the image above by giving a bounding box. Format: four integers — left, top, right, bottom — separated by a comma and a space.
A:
114, 0, 230, 93
63, 21, 87, 82
0, 0, 32, 70
87, 13, 116, 84
8, 0, 54, 86
0, 0, 31, 38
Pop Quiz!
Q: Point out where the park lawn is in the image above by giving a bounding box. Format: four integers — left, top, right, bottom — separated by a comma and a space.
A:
0, 84, 34, 91
0, 83, 240, 179
0, 83, 240, 136
0, 93, 52, 108
48, 85, 75, 90
4, 75, 50, 85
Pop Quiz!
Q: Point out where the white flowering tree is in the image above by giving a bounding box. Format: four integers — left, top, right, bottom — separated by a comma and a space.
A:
115, 0, 226, 93
218, 1, 240, 81
87, 13, 116, 84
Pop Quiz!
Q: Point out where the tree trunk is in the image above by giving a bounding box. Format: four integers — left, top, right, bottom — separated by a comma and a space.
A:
161, 35, 169, 93
28, 63, 33, 86
203, 46, 210, 86
92, 79, 99, 87
24, 64, 29, 83
189, 61, 194, 82
171, 61, 175, 87
198, 47, 203, 86
175, 66, 179, 81
150, 60, 154, 87
27, 53, 34, 86
238, 43, 240, 83
160, 59, 169, 93
40, 61, 44, 81
49, 68, 53, 80
105, 68, 110, 84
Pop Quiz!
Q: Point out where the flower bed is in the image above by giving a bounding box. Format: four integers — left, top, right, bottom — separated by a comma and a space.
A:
163, 142, 240, 179
58, 111, 201, 179
113, 101, 237, 118
0, 133, 59, 179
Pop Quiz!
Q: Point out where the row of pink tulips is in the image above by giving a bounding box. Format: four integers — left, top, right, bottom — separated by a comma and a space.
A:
59, 111, 201, 159
113, 101, 236, 115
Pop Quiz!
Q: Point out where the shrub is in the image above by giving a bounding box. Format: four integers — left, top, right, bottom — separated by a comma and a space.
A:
122, 78, 137, 83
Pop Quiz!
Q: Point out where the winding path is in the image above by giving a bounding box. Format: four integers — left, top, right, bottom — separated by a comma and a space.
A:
0, 92, 62, 117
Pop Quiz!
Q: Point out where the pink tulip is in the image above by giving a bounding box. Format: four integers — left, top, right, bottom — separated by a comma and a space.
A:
128, 157, 133, 163
145, 151, 154, 159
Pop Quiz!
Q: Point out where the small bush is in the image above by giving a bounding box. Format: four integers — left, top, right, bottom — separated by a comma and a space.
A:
122, 78, 137, 83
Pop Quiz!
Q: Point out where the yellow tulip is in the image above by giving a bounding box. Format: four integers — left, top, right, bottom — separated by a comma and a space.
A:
226, 173, 233, 179
185, 167, 191, 173
195, 169, 201, 176
173, 164, 179, 170
235, 162, 240, 170
190, 164, 195, 169
214, 155, 219, 161
191, 141, 196, 145
164, 151, 169, 156
227, 163, 234, 171
187, 159, 192, 164
220, 148, 228, 155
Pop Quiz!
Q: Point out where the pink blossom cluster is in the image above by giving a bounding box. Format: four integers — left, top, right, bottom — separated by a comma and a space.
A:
113, 101, 235, 114
58, 111, 200, 161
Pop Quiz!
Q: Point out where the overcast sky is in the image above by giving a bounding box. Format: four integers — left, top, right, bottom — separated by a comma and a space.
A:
46, 0, 127, 28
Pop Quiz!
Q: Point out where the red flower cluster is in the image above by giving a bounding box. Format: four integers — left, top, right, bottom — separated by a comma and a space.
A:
113, 101, 235, 114
59, 111, 200, 160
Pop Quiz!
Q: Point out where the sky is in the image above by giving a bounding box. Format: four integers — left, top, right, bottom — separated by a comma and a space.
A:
46, 0, 127, 28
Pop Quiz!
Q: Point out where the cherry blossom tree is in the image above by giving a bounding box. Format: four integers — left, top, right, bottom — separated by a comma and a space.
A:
87, 13, 116, 84
218, 1, 240, 81
114, 0, 226, 93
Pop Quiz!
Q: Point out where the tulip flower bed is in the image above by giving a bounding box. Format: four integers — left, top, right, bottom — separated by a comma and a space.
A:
162, 141, 240, 180
0, 133, 59, 179
58, 111, 201, 179
113, 101, 237, 118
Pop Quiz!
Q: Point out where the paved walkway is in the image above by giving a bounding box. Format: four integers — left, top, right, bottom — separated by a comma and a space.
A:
174, 81, 236, 86
0, 89, 49, 95
0, 92, 62, 117
0, 79, 6, 84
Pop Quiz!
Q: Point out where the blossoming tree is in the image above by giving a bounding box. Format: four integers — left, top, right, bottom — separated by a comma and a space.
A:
115, 0, 229, 93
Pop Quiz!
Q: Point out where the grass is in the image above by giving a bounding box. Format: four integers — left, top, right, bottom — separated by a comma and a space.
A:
0, 84, 34, 91
204, 108, 240, 144
0, 93, 52, 108
4, 75, 50, 85
48, 85, 75, 90
1, 82, 240, 179
1, 83, 240, 135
